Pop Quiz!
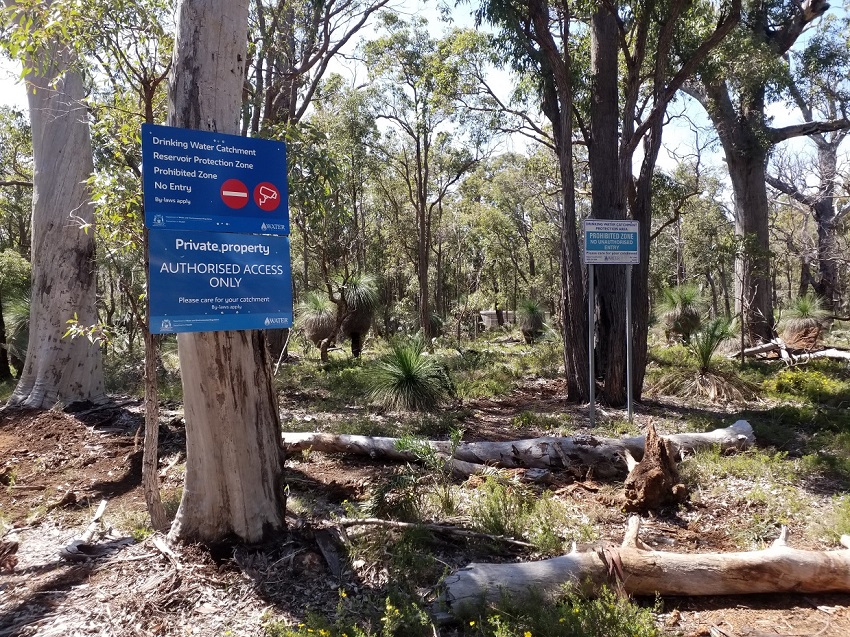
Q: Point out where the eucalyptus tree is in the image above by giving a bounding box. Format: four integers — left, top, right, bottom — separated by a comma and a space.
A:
364, 16, 487, 337
683, 0, 850, 344
765, 15, 850, 313
1, 0, 105, 408
244, 0, 391, 132
475, 0, 739, 403
167, 0, 286, 544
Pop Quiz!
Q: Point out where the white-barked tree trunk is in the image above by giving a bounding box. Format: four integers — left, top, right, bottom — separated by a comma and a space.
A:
166, 0, 286, 544
7, 13, 105, 409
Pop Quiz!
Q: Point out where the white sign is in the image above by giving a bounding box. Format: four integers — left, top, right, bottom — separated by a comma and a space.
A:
583, 219, 640, 264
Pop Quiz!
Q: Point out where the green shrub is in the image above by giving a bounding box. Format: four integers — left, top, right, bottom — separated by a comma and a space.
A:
474, 587, 660, 637
764, 368, 850, 406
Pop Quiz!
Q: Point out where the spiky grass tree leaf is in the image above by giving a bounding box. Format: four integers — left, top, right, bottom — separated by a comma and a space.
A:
689, 317, 733, 374
340, 273, 379, 339
368, 336, 454, 412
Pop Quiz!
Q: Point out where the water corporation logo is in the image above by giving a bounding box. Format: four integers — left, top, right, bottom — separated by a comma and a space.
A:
264, 317, 288, 326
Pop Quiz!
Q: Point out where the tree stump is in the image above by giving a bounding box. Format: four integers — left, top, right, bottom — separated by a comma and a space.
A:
623, 422, 687, 512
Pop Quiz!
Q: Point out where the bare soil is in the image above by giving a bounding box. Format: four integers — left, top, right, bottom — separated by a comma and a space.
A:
2, 382, 850, 636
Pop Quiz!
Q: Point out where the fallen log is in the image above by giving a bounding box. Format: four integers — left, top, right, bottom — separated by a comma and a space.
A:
282, 421, 754, 479
729, 340, 850, 362
437, 516, 850, 621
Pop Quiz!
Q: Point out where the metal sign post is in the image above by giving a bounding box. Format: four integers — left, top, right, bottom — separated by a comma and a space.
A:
583, 219, 640, 425
587, 263, 595, 426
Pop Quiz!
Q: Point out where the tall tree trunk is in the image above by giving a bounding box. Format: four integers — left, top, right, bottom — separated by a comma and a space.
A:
527, 0, 589, 402
812, 141, 841, 311
8, 39, 104, 409
590, 9, 626, 406
726, 150, 774, 344
167, 0, 286, 545
418, 201, 432, 338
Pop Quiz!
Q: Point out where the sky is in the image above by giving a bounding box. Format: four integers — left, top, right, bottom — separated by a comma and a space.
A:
0, 2, 838, 179
0, 58, 26, 110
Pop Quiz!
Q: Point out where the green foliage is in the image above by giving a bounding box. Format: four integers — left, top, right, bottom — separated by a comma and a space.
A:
764, 368, 850, 406
3, 292, 30, 365
0, 249, 30, 298
367, 336, 454, 411
469, 477, 591, 553
680, 446, 798, 485
511, 410, 572, 432
469, 587, 660, 637
689, 317, 733, 373
819, 496, 850, 545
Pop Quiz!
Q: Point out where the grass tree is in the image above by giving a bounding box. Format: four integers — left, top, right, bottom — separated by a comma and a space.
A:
659, 284, 703, 344
651, 317, 757, 402
339, 273, 379, 358
517, 299, 545, 344
297, 291, 336, 362
781, 293, 829, 350
368, 336, 454, 411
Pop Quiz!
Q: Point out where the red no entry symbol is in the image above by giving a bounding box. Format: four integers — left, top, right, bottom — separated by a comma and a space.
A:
221, 179, 249, 209
253, 182, 280, 212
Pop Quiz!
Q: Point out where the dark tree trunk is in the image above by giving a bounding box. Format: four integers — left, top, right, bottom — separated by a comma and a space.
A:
590, 9, 626, 406
527, 0, 589, 401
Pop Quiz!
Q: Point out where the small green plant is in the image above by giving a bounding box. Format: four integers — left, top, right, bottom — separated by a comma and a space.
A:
472, 587, 660, 637
471, 476, 532, 538
511, 411, 572, 432
367, 336, 454, 411
764, 367, 850, 406
817, 496, 850, 544
394, 427, 464, 516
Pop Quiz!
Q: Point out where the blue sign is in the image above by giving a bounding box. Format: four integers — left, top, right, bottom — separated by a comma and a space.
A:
142, 124, 289, 235
583, 219, 640, 264
148, 228, 293, 334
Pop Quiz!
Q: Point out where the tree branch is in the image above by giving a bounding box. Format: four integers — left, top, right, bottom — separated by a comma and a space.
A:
770, 118, 850, 144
